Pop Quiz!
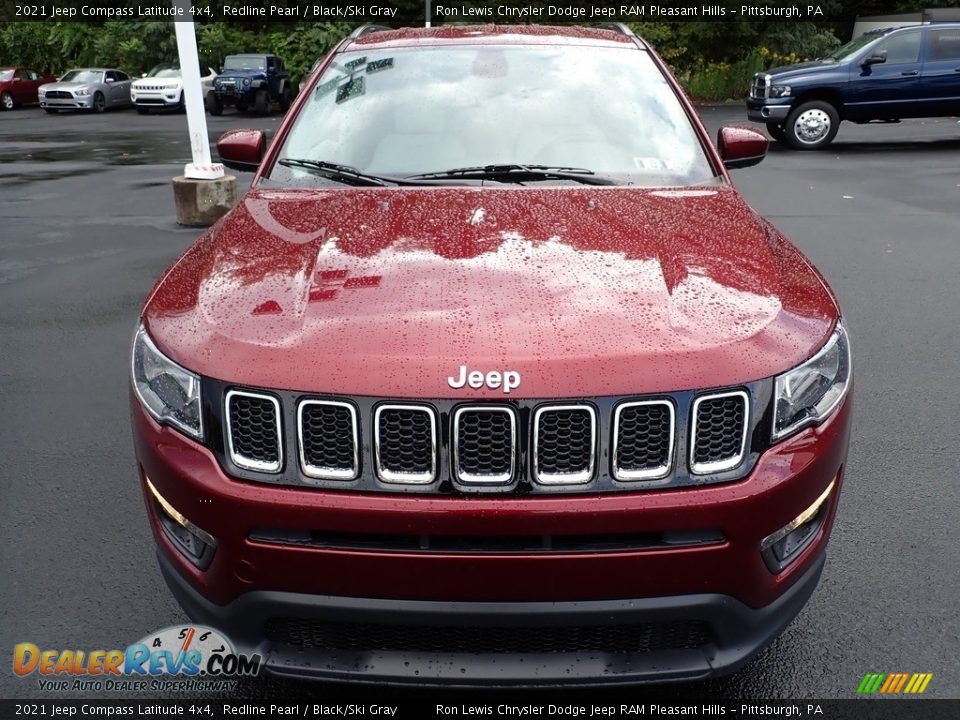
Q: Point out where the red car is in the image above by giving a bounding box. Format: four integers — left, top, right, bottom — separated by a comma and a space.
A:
0, 67, 57, 110
131, 24, 852, 686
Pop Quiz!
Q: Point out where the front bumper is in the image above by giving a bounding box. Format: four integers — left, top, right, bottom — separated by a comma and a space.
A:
132, 90, 181, 108
746, 99, 792, 123
40, 96, 95, 110
133, 394, 850, 685
158, 546, 825, 686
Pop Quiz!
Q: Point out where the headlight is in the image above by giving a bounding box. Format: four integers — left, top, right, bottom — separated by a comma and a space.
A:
213, 78, 221, 89
773, 321, 851, 441
769, 85, 792, 98
242, 78, 251, 88
38, 88, 46, 96
131, 323, 203, 440
74, 87, 90, 96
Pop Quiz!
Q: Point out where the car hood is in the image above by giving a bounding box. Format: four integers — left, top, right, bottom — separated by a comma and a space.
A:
41, 81, 96, 91
144, 185, 838, 398
218, 69, 265, 80
766, 59, 840, 80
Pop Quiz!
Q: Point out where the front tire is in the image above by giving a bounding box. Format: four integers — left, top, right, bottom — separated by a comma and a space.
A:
206, 92, 223, 116
92, 92, 106, 113
279, 86, 292, 112
0, 91, 14, 111
784, 101, 839, 150
253, 89, 269, 115
766, 122, 786, 143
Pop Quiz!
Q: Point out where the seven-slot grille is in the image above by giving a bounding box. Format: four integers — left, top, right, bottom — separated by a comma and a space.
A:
454, 407, 516, 484
374, 404, 437, 484
533, 405, 596, 484
223, 388, 754, 488
613, 400, 675, 481
225, 390, 282, 473
690, 391, 749, 474
298, 400, 358, 480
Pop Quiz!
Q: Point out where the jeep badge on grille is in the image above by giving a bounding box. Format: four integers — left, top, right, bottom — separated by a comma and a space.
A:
448, 365, 521, 394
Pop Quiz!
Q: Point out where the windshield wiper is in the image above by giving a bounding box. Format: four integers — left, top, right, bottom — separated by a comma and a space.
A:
405, 164, 617, 186
277, 158, 413, 187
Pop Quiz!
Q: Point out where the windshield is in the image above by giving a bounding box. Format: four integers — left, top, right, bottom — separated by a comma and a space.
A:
0, 70, 13, 82
224, 56, 265, 72
146, 63, 182, 78
61, 70, 103, 84
272, 45, 716, 187
822, 32, 884, 61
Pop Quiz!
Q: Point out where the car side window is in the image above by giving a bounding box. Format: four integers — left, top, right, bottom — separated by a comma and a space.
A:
27, 69, 39, 80
105, 71, 117, 82
876, 31, 922, 64
15, 69, 29, 80
267, 58, 276, 74
928, 29, 960, 62
116, 71, 129, 82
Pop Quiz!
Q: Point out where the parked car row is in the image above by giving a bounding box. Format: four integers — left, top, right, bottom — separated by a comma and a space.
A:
1, 54, 296, 117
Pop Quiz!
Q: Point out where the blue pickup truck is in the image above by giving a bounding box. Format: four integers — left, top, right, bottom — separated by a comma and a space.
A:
747, 23, 960, 149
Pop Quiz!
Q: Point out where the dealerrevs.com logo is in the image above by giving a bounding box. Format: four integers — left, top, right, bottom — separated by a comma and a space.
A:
13, 625, 261, 693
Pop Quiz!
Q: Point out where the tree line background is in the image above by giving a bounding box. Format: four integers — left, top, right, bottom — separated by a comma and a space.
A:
0, 1, 955, 99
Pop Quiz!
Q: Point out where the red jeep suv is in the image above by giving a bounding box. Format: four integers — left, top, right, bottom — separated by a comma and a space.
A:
131, 24, 852, 686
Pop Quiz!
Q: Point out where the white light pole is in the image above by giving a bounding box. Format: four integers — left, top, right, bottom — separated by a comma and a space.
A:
425, 0, 431, 27
173, 0, 224, 180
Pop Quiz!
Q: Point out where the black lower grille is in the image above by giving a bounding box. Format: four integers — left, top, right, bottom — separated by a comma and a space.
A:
45, 91, 72, 99
375, 405, 435, 482
692, 392, 747, 471
265, 617, 711, 655
299, 401, 357, 479
614, 401, 674, 480
455, 408, 515, 483
227, 391, 281, 471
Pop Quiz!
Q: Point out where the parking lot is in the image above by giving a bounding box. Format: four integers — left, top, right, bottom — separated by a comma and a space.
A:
1, 104, 959, 700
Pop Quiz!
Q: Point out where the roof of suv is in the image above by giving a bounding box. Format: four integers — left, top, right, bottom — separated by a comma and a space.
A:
350, 24, 645, 50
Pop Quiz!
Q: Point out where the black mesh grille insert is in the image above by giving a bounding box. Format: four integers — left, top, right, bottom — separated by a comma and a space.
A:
693, 393, 747, 469
228, 393, 280, 469
536, 407, 593, 478
377, 407, 434, 479
615, 403, 673, 477
456, 409, 514, 481
45, 91, 72, 99
300, 402, 356, 476
265, 617, 712, 654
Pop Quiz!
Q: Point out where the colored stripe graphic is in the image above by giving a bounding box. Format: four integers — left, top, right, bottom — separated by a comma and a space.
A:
857, 672, 933, 694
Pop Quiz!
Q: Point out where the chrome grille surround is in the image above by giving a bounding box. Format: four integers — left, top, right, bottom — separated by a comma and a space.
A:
750, 73, 771, 99
690, 390, 750, 475
453, 406, 517, 485
532, 404, 597, 485
374, 404, 438, 485
225, 389, 283, 473
612, 399, 676, 481
297, 399, 359, 480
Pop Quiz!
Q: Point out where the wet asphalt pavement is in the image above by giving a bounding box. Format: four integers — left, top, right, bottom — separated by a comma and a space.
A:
1, 103, 959, 701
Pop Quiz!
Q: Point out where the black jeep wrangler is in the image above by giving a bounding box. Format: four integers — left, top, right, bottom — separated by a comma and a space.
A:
207, 54, 292, 115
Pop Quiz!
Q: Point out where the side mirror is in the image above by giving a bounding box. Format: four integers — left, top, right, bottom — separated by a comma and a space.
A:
861, 50, 887, 67
105, 77, 115, 83
141, 73, 147, 78
717, 126, 768, 170
217, 129, 266, 172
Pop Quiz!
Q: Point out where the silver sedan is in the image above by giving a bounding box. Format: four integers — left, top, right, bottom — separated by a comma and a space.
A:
39, 68, 133, 113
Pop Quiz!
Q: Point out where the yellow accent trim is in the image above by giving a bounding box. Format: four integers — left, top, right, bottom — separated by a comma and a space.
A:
904, 674, 920, 694
917, 674, 933, 694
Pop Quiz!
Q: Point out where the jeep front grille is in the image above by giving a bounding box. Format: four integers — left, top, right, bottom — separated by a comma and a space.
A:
217, 385, 758, 492
690, 391, 749, 474
453, 407, 516, 484
298, 400, 358, 480
613, 400, 675, 481
533, 405, 596, 484
226, 390, 282, 473
374, 404, 437, 484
